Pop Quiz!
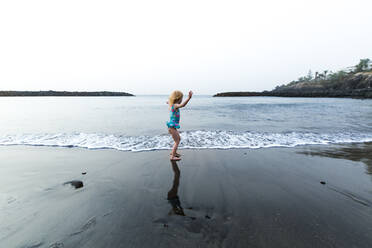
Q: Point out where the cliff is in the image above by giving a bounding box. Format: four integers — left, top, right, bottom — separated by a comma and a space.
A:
214, 72, 372, 98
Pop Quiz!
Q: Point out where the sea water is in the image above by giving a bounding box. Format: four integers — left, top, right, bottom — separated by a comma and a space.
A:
0, 96, 371, 151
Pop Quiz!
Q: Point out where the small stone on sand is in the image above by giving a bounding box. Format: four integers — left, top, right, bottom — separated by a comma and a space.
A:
63, 180, 84, 189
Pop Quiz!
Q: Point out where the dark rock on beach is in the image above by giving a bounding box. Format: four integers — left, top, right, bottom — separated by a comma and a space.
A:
63, 180, 84, 189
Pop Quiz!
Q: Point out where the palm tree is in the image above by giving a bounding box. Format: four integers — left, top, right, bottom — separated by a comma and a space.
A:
324, 70, 328, 80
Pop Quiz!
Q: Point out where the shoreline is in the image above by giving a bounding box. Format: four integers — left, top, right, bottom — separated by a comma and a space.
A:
0, 140, 371, 153
1, 144, 372, 247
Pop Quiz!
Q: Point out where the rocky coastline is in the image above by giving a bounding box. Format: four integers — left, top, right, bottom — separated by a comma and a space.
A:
0, 91, 134, 97
215, 70, 372, 99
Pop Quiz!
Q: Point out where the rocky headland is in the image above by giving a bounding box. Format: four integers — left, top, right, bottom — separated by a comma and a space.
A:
214, 59, 372, 99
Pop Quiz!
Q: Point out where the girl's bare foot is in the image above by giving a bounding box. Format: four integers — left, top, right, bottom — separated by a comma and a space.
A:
170, 156, 181, 161
170, 152, 181, 157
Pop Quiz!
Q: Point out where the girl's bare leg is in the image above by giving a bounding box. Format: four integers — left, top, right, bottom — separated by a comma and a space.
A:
168, 128, 181, 161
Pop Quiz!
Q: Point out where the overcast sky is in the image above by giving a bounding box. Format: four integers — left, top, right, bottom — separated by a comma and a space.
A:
0, 0, 371, 95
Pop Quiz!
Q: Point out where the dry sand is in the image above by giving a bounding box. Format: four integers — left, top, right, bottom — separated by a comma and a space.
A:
0, 144, 372, 248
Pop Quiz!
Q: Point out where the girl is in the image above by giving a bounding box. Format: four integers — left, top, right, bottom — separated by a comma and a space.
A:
167, 90, 193, 161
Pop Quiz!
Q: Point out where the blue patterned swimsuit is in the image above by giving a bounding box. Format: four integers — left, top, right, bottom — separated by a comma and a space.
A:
167, 105, 180, 129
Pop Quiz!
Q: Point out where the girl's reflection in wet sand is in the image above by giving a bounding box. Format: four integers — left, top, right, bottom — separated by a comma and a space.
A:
167, 160, 185, 216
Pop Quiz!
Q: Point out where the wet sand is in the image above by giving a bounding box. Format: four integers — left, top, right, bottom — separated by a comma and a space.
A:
1, 144, 372, 248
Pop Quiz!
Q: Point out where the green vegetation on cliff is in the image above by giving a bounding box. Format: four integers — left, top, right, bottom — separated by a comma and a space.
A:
274, 58, 371, 91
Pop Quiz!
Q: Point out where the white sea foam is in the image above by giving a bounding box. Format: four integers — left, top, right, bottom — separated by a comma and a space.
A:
0, 131, 371, 152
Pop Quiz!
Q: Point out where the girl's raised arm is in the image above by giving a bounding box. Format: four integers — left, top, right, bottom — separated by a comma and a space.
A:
174, 91, 193, 109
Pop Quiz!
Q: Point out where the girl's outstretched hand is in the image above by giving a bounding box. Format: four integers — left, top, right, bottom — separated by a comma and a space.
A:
188, 91, 193, 98
175, 91, 193, 109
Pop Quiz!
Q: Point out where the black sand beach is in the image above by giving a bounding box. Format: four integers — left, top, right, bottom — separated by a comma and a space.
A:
1, 144, 372, 248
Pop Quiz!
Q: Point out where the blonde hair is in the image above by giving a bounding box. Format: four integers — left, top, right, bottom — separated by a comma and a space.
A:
168, 90, 183, 106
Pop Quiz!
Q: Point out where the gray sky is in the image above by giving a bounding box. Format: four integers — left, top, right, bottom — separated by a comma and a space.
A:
0, 0, 371, 95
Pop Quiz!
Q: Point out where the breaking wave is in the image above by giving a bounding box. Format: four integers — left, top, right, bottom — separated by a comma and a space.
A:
0, 130, 371, 152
